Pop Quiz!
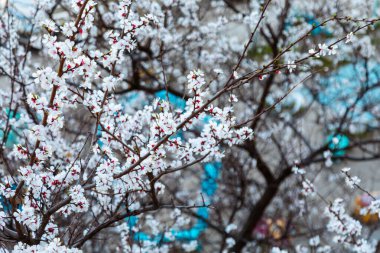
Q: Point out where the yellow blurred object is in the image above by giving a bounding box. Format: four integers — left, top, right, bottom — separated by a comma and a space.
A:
267, 218, 287, 240
352, 193, 379, 224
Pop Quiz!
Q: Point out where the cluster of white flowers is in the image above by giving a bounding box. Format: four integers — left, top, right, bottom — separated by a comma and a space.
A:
346, 176, 361, 189
187, 70, 206, 92
309, 44, 338, 58
292, 164, 305, 175
61, 22, 77, 37
64, 185, 89, 214
13, 238, 82, 253
33, 67, 65, 90
0, 179, 16, 198
14, 206, 40, 231
301, 179, 315, 197
325, 199, 375, 253
341, 167, 361, 189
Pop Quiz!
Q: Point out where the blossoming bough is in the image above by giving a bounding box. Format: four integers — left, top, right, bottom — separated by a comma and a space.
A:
1, 0, 380, 252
